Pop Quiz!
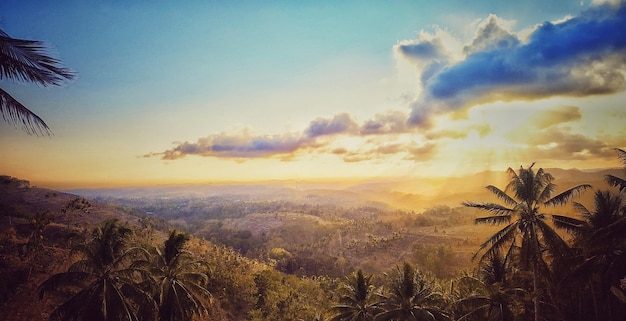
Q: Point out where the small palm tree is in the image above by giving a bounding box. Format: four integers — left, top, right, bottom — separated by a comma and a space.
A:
330, 269, 382, 321
150, 230, 212, 321
463, 163, 590, 321
0, 28, 75, 135
375, 262, 450, 321
39, 219, 156, 321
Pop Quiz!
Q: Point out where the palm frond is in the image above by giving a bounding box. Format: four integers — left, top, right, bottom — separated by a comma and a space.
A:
536, 182, 556, 204
463, 202, 515, 216
474, 222, 519, 262
485, 185, 517, 206
605, 174, 626, 193
572, 201, 591, 220
544, 184, 592, 207
551, 214, 585, 234
0, 30, 75, 85
615, 148, 626, 167
456, 303, 491, 321
475, 215, 512, 225
119, 282, 158, 321
48, 282, 101, 321
535, 218, 571, 258
0, 88, 51, 135
504, 167, 520, 195
590, 216, 626, 244
38, 271, 94, 299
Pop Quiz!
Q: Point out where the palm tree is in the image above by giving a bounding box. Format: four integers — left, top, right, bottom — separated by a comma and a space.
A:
150, 230, 212, 321
375, 262, 450, 321
39, 219, 157, 321
553, 190, 626, 321
463, 163, 590, 321
605, 148, 626, 192
0, 28, 75, 135
330, 269, 382, 321
452, 255, 523, 321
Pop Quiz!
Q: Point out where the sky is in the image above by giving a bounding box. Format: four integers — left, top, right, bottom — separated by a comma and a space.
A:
1, 0, 625, 188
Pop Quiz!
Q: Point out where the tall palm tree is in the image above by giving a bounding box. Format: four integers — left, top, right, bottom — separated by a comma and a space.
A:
375, 262, 450, 321
330, 269, 382, 321
39, 219, 157, 321
605, 148, 626, 192
0, 28, 75, 135
150, 230, 212, 321
463, 163, 590, 321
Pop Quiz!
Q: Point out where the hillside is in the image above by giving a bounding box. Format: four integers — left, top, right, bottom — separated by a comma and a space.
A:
0, 175, 340, 321
2, 165, 623, 320
58, 167, 621, 279
0, 176, 151, 321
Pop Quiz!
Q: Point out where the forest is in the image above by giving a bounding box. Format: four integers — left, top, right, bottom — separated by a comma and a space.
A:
0, 149, 624, 321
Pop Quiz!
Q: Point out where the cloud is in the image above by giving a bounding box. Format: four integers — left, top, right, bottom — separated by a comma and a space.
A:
147, 131, 312, 160
359, 110, 411, 135
524, 127, 616, 160
424, 123, 492, 140
399, 3, 626, 127
340, 142, 436, 163
404, 143, 437, 161
305, 113, 357, 137
528, 105, 581, 129
503, 105, 619, 161
147, 114, 359, 160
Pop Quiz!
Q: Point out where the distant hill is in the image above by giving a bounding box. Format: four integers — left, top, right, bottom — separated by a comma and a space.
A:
62, 167, 620, 212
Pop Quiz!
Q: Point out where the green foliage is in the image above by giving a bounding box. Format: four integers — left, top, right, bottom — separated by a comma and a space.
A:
329, 269, 382, 321
375, 262, 451, 321
39, 219, 157, 321
151, 230, 211, 321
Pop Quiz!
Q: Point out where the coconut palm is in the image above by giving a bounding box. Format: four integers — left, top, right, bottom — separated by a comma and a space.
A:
462, 163, 590, 321
38, 219, 156, 321
452, 277, 515, 321
330, 269, 382, 321
553, 190, 626, 321
451, 253, 525, 321
375, 262, 450, 321
0, 28, 75, 135
150, 230, 212, 321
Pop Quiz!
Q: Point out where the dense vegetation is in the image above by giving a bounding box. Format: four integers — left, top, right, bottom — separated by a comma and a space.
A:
0, 149, 625, 320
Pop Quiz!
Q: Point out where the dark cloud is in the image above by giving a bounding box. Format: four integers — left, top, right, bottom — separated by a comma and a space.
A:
402, 3, 626, 127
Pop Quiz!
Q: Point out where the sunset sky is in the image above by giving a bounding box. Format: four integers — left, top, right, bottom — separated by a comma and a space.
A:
1, 0, 625, 188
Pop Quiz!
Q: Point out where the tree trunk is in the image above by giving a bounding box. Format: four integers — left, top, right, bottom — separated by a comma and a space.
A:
533, 261, 539, 321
